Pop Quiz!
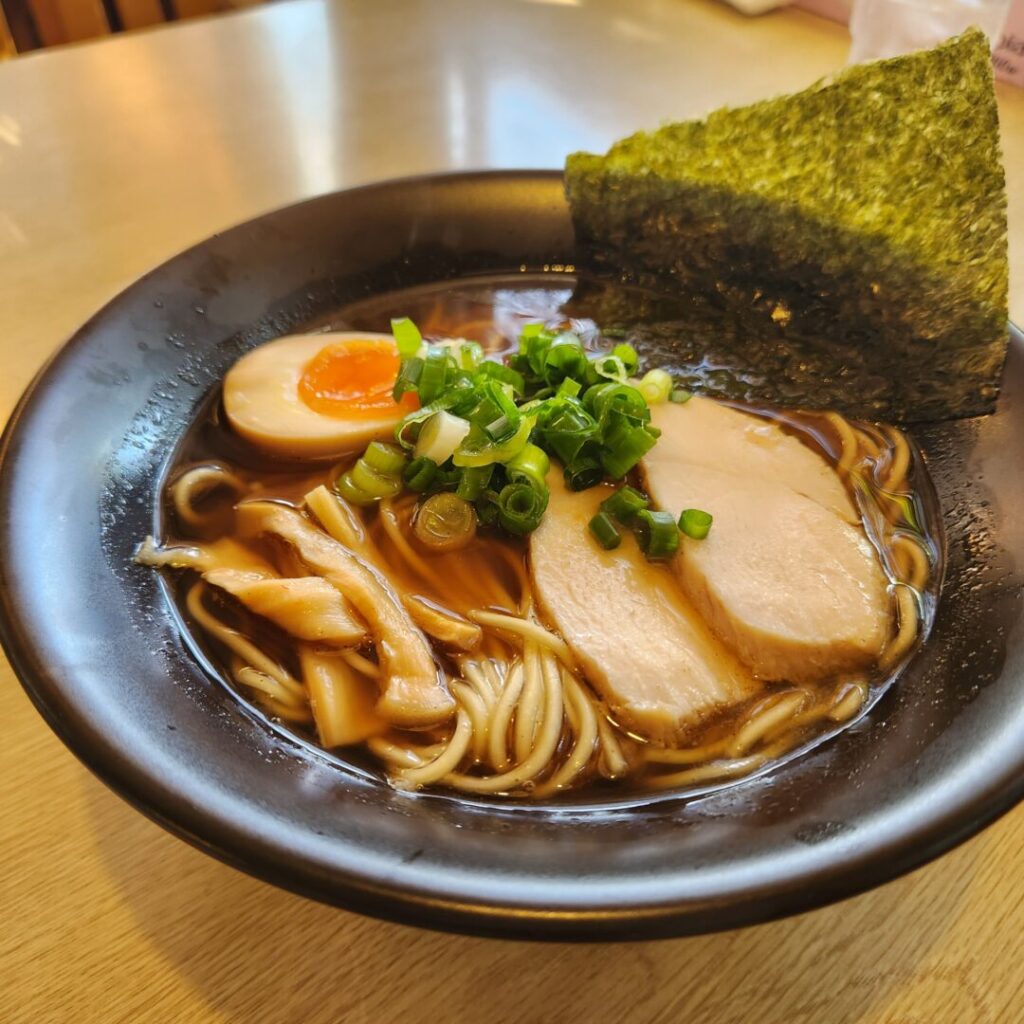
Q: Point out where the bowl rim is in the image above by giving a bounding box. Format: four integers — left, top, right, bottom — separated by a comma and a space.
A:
2, 169, 1022, 941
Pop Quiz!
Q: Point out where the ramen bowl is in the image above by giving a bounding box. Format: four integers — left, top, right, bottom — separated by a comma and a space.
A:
1, 172, 1022, 939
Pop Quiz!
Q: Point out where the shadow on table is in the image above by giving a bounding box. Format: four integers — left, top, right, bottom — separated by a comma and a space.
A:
83, 775, 994, 1024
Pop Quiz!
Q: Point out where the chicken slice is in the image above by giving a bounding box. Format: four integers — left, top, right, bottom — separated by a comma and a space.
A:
235, 502, 455, 728
649, 399, 857, 522
529, 479, 756, 743
641, 455, 890, 684
204, 568, 368, 646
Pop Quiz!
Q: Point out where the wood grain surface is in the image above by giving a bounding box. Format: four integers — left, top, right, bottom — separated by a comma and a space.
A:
1, 2, 1023, 1021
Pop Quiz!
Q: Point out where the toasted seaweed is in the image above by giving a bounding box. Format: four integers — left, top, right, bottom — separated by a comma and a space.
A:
565, 29, 1008, 422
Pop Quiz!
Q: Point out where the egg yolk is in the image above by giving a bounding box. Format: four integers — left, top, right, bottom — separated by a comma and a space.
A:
298, 338, 419, 419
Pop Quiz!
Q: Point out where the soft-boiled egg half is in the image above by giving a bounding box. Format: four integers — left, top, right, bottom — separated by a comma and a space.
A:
223, 332, 418, 459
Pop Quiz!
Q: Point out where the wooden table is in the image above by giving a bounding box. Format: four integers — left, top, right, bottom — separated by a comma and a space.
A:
2, 2, 1022, 1020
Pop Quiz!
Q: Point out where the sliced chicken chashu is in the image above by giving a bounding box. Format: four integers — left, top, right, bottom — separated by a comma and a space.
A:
529, 479, 756, 743
642, 415, 890, 684
649, 399, 857, 523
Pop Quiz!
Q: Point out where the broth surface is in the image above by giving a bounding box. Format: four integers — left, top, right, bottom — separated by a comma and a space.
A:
154, 275, 942, 804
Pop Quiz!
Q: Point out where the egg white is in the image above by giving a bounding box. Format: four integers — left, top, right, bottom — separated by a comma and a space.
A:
223, 331, 406, 459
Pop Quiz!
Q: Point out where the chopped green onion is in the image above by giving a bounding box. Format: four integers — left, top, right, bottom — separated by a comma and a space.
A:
512, 325, 556, 377
670, 388, 692, 404
634, 509, 680, 560
637, 368, 673, 405
431, 464, 463, 492
418, 347, 451, 404
362, 441, 407, 477
599, 416, 658, 479
496, 482, 548, 535
588, 512, 621, 550
678, 508, 713, 540
472, 380, 521, 441
506, 443, 550, 491
583, 382, 648, 423
485, 414, 514, 440
545, 340, 588, 382
457, 341, 483, 370
590, 355, 629, 384
611, 343, 639, 374
403, 456, 438, 492
564, 455, 604, 492
543, 428, 593, 467
414, 410, 472, 464
382, 315, 682, 540
453, 414, 533, 468
414, 493, 477, 552
477, 360, 525, 395
475, 490, 501, 527
536, 400, 597, 465
390, 317, 423, 358
456, 465, 494, 501
394, 395, 473, 450
335, 472, 376, 506
600, 485, 650, 524
349, 459, 404, 499
392, 356, 424, 402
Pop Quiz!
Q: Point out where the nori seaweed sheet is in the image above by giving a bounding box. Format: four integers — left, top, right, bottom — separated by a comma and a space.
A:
565, 29, 1008, 423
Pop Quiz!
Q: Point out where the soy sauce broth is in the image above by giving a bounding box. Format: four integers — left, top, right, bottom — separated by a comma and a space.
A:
160, 274, 943, 806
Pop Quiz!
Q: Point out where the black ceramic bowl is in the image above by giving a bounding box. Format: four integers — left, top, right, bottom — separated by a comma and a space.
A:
1, 171, 1022, 940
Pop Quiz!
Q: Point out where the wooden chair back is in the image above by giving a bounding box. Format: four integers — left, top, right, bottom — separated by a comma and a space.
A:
1, 0, 266, 52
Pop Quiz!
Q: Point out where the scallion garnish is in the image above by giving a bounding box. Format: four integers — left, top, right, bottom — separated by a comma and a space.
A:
506, 443, 550, 492
414, 410, 472, 464
413, 493, 477, 552
390, 316, 423, 358
588, 512, 621, 550
457, 341, 483, 371
637, 368, 673, 405
417, 347, 451, 404
477, 360, 525, 394
563, 455, 603, 492
545, 341, 589, 383
349, 459, 404, 500
335, 440, 408, 506
392, 356, 424, 402
453, 414, 534, 468
403, 456, 438, 492
496, 482, 548, 536
678, 508, 713, 540
583, 381, 648, 422
335, 472, 376, 506
635, 509, 680, 560
589, 354, 630, 384
599, 411, 658, 478
455, 464, 494, 502
611, 343, 639, 375
600, 485, 650, 524
362, 441, 407, 477
344, 318, 681, 538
